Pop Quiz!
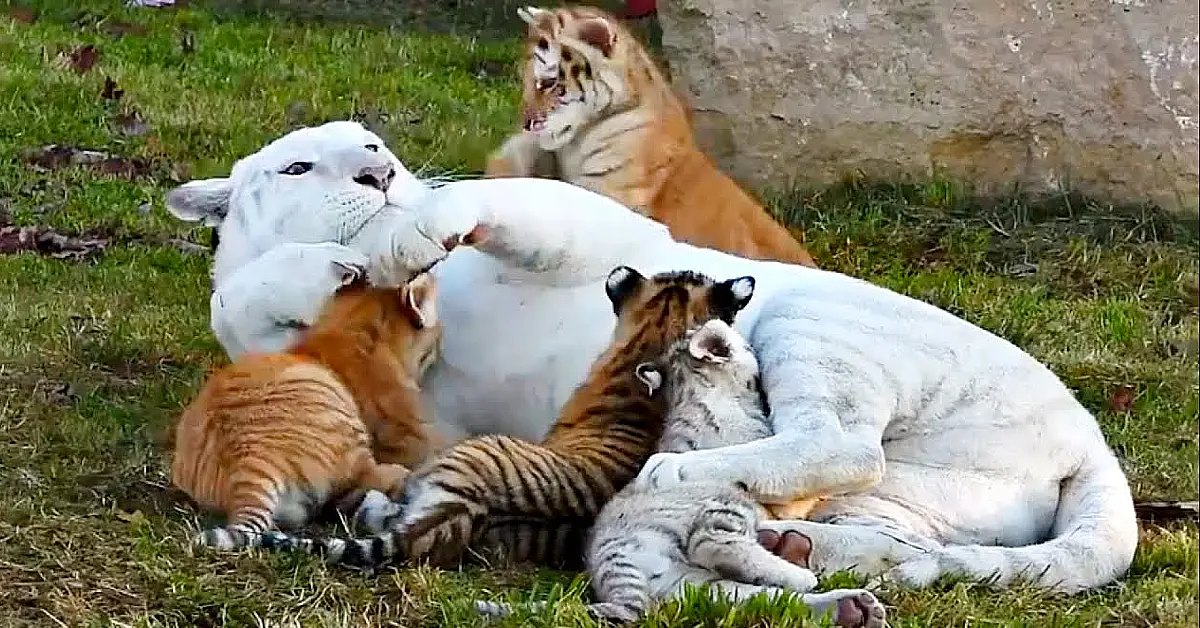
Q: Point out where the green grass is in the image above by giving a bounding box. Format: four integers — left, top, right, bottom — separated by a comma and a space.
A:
1, 2, 1197, 627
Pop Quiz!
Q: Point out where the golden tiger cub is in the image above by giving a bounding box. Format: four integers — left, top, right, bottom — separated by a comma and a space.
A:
486, 5, 818, 268
170, 266, 442, 551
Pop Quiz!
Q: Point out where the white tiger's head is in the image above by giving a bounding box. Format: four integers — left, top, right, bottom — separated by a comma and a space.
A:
165, 121, 427, 285
517, 5, 637, 150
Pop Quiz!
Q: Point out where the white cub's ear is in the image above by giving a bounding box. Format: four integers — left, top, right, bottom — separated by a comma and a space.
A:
165, 178, 233, 227
635, 362, 663, 395
689, 320, 734, 363
517, 6, 546, 25
403, 272, 438, 329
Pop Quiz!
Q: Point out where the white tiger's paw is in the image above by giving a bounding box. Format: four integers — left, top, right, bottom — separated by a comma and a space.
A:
635, 450, 731, 492
415, 187, 490, 255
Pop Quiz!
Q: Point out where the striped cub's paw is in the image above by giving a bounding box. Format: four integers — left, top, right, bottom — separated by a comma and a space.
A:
398, 481, 485, 566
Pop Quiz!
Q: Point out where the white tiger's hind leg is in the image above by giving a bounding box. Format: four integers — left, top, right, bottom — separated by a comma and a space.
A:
668, 571, 885, 628
757, 517, 940, 579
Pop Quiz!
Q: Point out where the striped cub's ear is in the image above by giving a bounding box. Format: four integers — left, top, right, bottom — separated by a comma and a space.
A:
634, 362, 663, 395
710, 275, 756, 323
605, 266, 645, 314
402, 273, 438, 329
577, 17, 616, 56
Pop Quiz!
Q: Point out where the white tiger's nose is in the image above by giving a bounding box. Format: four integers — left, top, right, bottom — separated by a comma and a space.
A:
353, 163, 396, 193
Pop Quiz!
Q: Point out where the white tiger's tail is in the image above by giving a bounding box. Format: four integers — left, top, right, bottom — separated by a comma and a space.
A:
891, 448, 1139, 593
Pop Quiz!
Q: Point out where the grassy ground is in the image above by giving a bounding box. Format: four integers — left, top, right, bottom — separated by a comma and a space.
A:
1, 2, 1197, 627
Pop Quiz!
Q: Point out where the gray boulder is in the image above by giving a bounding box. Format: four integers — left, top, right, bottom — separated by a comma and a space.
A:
659, 0, 1199, 214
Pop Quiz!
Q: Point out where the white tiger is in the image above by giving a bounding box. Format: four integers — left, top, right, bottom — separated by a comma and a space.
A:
167, 121, 1138, 598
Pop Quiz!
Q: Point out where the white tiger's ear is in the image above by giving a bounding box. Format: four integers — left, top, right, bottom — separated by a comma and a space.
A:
403, 272, 438, 329
688, 321, 733, 363
165, 178, 232, 227
517, 6, 546, 25
634, 362, 663, 395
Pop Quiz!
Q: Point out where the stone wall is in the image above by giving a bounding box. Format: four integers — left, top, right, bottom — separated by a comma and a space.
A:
659, 0, 1199, 214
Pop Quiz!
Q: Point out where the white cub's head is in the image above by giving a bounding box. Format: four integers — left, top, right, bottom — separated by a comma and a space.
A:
164, 121, 425, 283
636, 318, 761, 398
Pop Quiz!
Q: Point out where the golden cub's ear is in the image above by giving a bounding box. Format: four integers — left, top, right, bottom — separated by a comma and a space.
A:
331, 261, 367, 289
577, 17, 616, 57
402, 272, 438, 329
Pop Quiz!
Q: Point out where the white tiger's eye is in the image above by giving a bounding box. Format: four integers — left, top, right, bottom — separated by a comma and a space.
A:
280, 162, 314, 176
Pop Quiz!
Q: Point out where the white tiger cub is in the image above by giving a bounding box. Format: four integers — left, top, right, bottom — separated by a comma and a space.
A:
476, 319, 885, 627
585, 319, 884, 626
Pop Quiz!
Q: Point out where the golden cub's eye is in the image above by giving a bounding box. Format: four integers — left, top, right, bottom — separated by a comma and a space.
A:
562, 50, 573, 63
280, 162, 314, 175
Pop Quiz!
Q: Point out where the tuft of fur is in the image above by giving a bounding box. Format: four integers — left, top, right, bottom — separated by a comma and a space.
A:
171, 268, 442, 552
486, 5, 817, 268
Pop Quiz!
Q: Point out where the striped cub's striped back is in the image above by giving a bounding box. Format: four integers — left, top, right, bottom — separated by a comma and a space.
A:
249, 265, 757, 570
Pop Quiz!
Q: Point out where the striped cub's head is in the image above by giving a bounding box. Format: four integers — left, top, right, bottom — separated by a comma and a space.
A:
604, 266, 755, 359
517, 5, 665, 150
302, 266, 443, 378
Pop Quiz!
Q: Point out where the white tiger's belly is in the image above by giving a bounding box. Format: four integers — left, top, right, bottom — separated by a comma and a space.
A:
421, 252, 618, 441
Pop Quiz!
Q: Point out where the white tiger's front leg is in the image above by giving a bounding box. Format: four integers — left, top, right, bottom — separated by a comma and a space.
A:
210, 242, 369, 359
635, 300, 890, 503
380, 178, 671, 284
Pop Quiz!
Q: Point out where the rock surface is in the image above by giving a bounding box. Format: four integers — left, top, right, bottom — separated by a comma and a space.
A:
658, 0, 1199, 214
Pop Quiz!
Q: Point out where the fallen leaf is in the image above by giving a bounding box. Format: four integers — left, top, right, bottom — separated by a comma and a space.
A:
67, 44, 100, 75
101, 76, 124, 101
101, 19, 148, 38
7, 7, 36, 23
0, 225, 110, 260
1107, 385, 1136, 413
113, 109, 149, 136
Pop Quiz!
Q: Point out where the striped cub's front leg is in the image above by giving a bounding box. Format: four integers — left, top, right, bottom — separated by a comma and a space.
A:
395, 434, 637, 567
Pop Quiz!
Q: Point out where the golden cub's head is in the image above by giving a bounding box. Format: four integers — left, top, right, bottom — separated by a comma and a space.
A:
517, 5, 667, 150
299, 265, 442, 378
603, 266, 756, 355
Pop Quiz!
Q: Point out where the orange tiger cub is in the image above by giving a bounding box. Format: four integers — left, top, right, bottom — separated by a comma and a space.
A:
486, 5, 817, 268
171, 265, 442, 551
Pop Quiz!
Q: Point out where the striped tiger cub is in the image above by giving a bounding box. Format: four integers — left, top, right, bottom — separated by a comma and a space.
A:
170, 266, 442, 551
486, 5, 818, 268
246, 265, 756, 569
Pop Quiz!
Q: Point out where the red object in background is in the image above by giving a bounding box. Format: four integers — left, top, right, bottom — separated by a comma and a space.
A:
624, 0, 657, 18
